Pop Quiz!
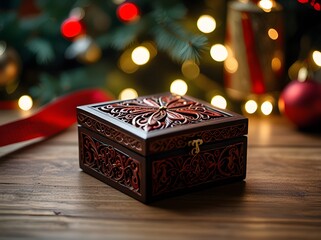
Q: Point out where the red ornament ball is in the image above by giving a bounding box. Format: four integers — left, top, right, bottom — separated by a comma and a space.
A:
279, 79, 321, 129
117, 2, 139, 22
61, 17, 85, 39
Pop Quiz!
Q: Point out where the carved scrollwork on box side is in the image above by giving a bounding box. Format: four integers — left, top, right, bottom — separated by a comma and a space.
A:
78, 113, 143, 153
201, 124, 247, 142
149, 124, 247, 154
152, 142, 245, 196
80, 132, 141, 195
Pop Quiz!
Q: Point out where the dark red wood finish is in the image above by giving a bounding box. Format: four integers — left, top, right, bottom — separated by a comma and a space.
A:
77, 93, 248, 203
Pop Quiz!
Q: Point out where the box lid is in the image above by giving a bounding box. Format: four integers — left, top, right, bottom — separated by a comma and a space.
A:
77, 93, 248, 156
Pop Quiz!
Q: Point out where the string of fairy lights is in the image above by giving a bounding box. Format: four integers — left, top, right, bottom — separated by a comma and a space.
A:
16, 0, 321, 117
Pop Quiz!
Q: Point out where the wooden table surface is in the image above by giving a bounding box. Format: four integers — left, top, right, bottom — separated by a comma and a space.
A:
0, 113, 321, 239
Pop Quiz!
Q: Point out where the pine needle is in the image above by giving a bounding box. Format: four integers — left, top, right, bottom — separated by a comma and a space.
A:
149, 5, 207, 63
152, 20, 207, 63
26, 38, 55, 64
99, 23, 143, 50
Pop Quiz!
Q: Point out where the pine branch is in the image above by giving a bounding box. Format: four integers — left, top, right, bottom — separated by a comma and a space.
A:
35, 0, 75, 20
0, 11, 16, 26
19, 15, 48, 31
26, 38, 55, 64
30, 73, 60, 104
152, 18, 207, 62
97, 22, 143, 50
31, 63, 108, 104
150, 2, 187, 20
96, 2, 206, 62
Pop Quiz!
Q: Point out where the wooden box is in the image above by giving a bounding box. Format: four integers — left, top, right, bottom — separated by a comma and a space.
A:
77, 93, 248, 203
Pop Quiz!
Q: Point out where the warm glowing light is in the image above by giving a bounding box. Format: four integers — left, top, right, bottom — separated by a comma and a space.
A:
210, 44, 228, 62
224, 57, 238, 73
5, 62, 18, 80
119, 43, 155, 73
297, 67, 308, 82
245, 100, 258, 114
181, 60, 200, 79
288, 60, 305, 80
271, 57, 281, 71
197, 15, 216, 33
268, 28, 278, 40
18, 95, 33, 111
131, 46, 150, 65
119, 50, 138, 73
278, 97, 285, 114
141, 42, 157, 58
170, 79, 188, 95
258, 0, 273, 12
211, 95, 227, 109
261, 101, 273, 115
119, 88, 138, 100
312, 50, 321, 67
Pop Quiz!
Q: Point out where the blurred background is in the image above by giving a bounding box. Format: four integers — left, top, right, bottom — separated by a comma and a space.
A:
0, 0, 321, 128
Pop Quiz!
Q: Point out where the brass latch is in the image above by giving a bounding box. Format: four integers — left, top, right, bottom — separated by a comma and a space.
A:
188, 139, 203, 155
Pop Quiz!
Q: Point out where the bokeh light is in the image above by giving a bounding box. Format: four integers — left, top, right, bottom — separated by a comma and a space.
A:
288, 60, 305, 80
117, 2, 139, 22
131, 46, 150, 65
268, 28, 278, 40
258, 0, 273, 12
197, 15, 216, 34
61, 17, 84, 39
261, 101, 273, 115
297, 67, 308, 82
181, 60, 200, 79
211, 95, 227, 109
224, 57, 238, 73
141, 42, 157, 58
119, 49, 138, 74
18, 95, 33, 111
210, 44, 228, 62
312, 50, 321, 67
119, 88, 138, 100
244, 100, 258, 114
170, 79, 188, 95
271, 57, 281, 71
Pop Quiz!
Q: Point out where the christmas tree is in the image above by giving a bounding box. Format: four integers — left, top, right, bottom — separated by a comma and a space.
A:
0, 0, 320, 116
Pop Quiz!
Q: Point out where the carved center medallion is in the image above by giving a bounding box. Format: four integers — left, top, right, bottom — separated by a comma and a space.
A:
96, 94, 226, 132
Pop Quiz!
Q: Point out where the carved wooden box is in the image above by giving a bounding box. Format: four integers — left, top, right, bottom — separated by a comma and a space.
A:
77, 93, 248, 203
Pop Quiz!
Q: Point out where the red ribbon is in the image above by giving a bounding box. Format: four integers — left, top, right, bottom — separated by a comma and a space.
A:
0, 89, 111, 147
0, 100, 18, 110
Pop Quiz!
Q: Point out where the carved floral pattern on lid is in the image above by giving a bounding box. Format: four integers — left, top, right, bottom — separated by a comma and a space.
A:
96, 94, 225, 132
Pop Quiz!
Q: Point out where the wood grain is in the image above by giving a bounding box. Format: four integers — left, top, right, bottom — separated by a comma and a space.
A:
0, 114, 321, 240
